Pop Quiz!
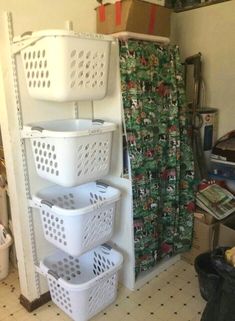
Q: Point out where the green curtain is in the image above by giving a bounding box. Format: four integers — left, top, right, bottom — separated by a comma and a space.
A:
119, 40, 195, 277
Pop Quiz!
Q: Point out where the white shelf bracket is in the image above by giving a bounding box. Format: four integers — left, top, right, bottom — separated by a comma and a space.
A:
11, 36, 43, 55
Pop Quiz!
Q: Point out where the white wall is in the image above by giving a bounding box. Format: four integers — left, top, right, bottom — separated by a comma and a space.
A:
171, 1, 235, 138
0, 0, 99, 33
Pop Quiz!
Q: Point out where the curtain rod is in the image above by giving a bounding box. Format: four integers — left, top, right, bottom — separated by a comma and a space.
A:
112, 31, 170, 44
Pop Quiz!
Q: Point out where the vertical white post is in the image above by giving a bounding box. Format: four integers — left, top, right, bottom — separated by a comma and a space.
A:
0, 187, 8, 227
0, 12, 41, 301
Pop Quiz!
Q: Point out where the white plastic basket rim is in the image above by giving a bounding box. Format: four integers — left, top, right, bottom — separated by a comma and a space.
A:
32, 181, 121, 216
39, 245, 123, 291
13, 29, 114, 43
0, 225, 13, 249
22, 119, 117, 138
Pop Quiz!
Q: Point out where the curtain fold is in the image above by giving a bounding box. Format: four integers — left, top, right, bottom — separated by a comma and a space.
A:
119, 40, 195, 277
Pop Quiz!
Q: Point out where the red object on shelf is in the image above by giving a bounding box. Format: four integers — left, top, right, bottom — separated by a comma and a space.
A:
198, 179, 227, 192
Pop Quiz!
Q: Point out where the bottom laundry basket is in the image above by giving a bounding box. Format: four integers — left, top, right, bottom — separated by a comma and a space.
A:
0, 225, 13, 280
40, 244, 123, 321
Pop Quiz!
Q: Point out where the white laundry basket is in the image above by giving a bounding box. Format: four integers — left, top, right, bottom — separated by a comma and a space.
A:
0, 225, 13, 280
33, 182, 121, 256
14, 30, 113, 101
23, 119, 116, 187
39, 245, 123, 321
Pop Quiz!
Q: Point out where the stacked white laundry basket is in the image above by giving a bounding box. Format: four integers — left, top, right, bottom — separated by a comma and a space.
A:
17, 30, 123, 321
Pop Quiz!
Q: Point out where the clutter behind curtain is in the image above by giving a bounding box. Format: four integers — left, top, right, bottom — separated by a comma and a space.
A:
119, 40, 195, 277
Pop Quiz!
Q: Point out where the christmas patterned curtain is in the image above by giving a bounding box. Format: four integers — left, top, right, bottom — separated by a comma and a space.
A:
119, 40, 195, 277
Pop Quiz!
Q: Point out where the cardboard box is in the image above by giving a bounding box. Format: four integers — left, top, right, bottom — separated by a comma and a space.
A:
182, 247, 203, 266
96, 0, 171, 37
218, 214, 235, 247
194, 210, 217, 225
182, 212, 218, 265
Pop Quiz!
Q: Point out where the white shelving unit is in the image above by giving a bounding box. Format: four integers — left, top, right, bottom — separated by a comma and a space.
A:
0, 11, 179, 309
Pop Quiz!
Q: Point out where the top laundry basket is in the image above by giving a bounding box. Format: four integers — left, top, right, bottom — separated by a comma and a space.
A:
14, 30, 113, 101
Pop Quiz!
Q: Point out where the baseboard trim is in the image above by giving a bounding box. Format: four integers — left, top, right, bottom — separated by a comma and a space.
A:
20, 292, 51, 312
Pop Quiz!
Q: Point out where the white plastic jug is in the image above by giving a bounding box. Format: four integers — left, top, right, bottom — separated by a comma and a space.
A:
0, 225, 13, 280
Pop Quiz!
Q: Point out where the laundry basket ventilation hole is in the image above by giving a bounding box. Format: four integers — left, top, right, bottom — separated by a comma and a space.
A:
33, 140, 59, 176
51, 256, 81, 282
49, 279, 73, 315
50, 194, 76, 210
93, 250, 115, 276
23, 50, 51, 89
42, 211, 67, 246
69, 50, 106, 90
82, 208, 114, 248
88, 274, 117, 316
89, 192, 106, 205
77, 140, 109, 177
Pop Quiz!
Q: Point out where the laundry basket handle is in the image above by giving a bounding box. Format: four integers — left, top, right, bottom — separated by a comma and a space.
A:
48, 270, 60, 280
101, 243, 112, 255
92, 119, 104, 125
89, 120, 104, 135
31, 126, 44, 132
96, 181, 109, 189
41, 200, 54, 208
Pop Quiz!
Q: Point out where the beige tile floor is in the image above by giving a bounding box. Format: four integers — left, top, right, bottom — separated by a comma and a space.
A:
0, 260, 205, 321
